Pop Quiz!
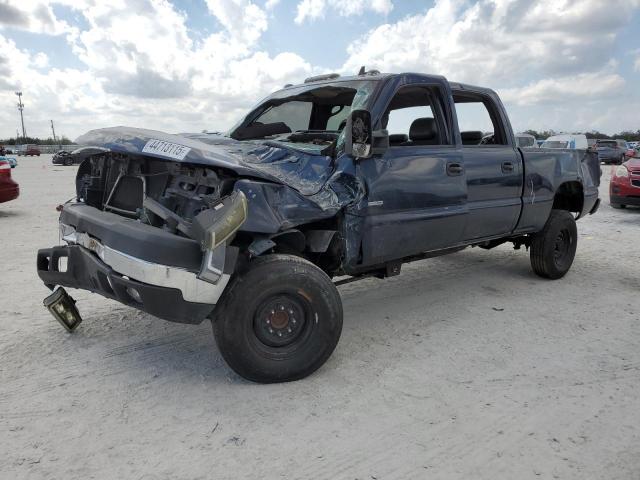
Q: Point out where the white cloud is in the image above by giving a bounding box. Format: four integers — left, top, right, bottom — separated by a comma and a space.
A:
205, 0, 268, 46
0, 0, 73, 35
0, 0, 314, 138
295, 0, 393, 24
0, 0, 639, 139
499, 72, 626, 106
342, 0, 638, 84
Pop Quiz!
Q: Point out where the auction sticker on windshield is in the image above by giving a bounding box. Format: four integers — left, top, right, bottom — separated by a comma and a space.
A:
142, 139, 191, 160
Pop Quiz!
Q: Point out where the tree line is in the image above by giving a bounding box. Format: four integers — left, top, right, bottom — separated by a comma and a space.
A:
0, 136, 75, 145
522, 130, 640, 141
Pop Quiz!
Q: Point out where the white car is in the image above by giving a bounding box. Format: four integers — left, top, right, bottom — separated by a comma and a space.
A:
540, 134, 588, 150
515, 133, 538, 148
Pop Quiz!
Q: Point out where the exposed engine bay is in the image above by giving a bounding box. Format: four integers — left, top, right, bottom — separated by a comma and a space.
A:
76, 152, 236, 235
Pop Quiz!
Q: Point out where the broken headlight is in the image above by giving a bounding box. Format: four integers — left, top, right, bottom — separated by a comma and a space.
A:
193, 190, 248, 251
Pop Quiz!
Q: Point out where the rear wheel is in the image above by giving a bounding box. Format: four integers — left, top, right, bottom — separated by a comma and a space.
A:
212, 254, 343, 383
530, 209, 578, 279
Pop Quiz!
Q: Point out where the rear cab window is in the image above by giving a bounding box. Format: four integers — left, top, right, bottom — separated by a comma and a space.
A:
453, 91, 508, 146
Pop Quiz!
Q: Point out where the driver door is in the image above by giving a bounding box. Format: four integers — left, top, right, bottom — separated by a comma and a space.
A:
356, 81, 468, 266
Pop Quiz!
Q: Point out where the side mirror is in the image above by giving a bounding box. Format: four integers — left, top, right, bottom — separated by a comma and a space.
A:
346, 110, 388, 159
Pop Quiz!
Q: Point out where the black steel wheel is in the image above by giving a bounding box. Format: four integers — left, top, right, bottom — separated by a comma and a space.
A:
212, 254, 343, 383
530, 209, 578, 279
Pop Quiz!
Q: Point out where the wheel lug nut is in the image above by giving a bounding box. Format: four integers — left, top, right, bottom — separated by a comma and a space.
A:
277, 332, 282, 337
269, 328, 274, 334
287, 328, 292, 333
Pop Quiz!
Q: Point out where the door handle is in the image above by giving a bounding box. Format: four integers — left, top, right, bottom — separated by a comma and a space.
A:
501, 161, 514, 173
447, 162, 463, 176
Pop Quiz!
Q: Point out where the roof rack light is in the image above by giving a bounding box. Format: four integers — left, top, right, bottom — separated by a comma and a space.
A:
303, 73, 340, 83
357, 66, 380, 76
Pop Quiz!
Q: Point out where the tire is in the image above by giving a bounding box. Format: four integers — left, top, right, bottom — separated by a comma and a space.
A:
530, 209, 578, 280
64, 158, 72, 166
212, 254, 343, 383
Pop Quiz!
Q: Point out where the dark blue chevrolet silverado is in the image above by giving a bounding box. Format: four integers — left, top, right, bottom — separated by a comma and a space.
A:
37, 71, 601, 382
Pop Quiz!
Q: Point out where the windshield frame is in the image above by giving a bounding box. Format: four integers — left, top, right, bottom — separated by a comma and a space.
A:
227, 79, 383, 140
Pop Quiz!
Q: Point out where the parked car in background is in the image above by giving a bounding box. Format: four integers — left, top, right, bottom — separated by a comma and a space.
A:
540, 134, 588, 149
0, 156, 18, 168
0, 160, 19, 203
515, 133, 537, 148
610, 156, 640, 208
595, 139, 628, 165
52, 146, 108, 166
625, 147, 638, 159
17, 147, 41, 157
52, 151, 72, 165
628, 141, 638, 149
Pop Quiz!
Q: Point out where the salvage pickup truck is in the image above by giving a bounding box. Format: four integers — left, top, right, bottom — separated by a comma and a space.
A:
37, 71, 600, 383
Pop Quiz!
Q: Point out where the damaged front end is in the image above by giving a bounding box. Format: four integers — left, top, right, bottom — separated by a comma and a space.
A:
36, 127, 362, 326
37, 150, 249, 324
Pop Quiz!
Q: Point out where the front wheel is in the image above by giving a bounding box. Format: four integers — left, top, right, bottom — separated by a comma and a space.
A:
530, 209, 578, 279
212, 254, 343, 383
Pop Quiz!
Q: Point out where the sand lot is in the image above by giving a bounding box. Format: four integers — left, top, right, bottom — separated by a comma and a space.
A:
1, 155, 639, 479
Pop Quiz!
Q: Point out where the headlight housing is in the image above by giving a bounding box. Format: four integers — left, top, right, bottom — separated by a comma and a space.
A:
192, 190, 248, 251
615, 165, 629, 178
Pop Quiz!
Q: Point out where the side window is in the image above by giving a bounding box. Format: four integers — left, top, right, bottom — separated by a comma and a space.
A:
383, 86, 448, 147
387, 105, 435, 137
454, 94, 507, 146
326, 105, 350, 131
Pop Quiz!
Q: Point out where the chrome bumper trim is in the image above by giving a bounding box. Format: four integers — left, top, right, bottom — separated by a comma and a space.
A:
60, 225, 229, 304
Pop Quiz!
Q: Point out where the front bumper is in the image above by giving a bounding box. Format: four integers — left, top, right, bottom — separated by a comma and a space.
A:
37, 200, 244, 324
37, 245, 219, 323
610, 194, 640, 206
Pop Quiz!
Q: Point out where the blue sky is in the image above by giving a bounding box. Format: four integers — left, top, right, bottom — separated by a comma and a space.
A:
0, 0, 639, 139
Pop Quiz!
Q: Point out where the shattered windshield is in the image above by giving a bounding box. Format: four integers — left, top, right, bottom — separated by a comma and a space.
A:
228, 80, 378, 147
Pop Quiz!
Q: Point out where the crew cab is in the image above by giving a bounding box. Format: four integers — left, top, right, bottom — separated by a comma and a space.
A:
37, 71, 601, 383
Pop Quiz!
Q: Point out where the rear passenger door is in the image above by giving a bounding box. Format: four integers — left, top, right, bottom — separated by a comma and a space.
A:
356, 80, 467, 266
453, 90, 523, 241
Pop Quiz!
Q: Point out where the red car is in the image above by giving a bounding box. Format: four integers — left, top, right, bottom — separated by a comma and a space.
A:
610, 157, 640, 208
17, 147, 41, 156
0, 160, 19, 203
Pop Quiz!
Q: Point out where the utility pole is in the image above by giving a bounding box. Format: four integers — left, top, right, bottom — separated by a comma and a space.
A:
51, 120, 58, 144
15, 92, 26, 141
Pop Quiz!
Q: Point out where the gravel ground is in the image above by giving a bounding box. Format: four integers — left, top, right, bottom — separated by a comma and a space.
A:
1, 155, 639, 480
